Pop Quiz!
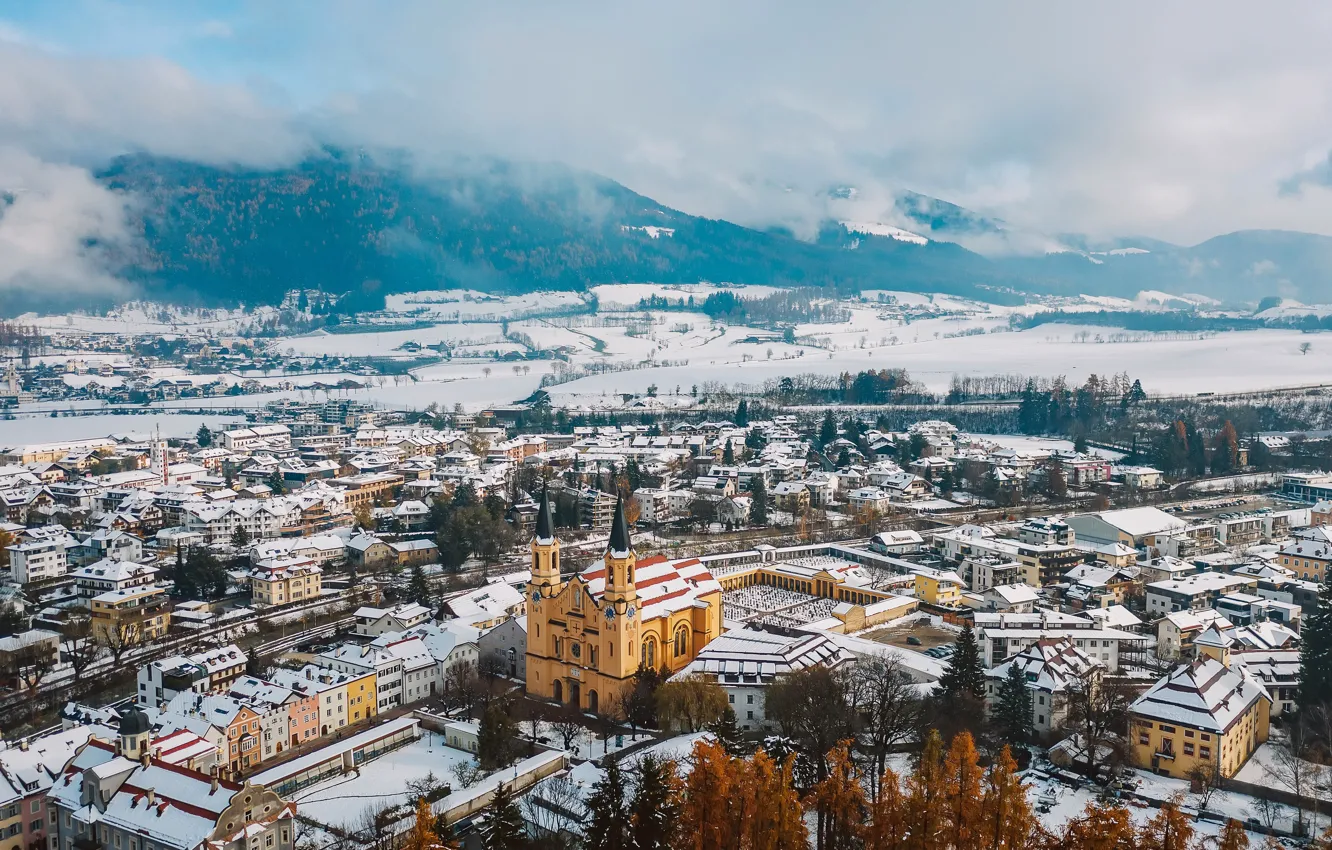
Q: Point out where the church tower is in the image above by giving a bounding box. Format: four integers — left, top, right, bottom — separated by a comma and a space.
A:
600, 495, 640, 682
530, 484, 562, 600
602, 495, 637, 612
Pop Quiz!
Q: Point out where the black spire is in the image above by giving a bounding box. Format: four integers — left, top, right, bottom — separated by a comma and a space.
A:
609, 493, 631, 554
535, 483, 554, 541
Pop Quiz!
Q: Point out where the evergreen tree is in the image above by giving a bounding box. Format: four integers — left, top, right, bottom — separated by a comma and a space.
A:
477, 700, 518, 771
196, 424, 212, 447
172, 546, 198, 599
706, 706, 747, 757
478, 782, 526, 850
266, 469, 286, 495
836, 448, 850, 468
1299, 574, 1332, 711
584, 762, 633, 850
993, 664, 1033, 744
723, 441, 735, 465
407, 563, 433, 608
936, 622, 986, 700
230, 525, 249, 550
629, 755, 682, 850
819, 410, 837, 447
735, 399, 750, 427
748, 475, 768, 526
1212, 420, 1240, 474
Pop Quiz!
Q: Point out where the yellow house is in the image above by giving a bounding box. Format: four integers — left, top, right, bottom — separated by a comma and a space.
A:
249, 556, 323, 606
272, 665, 377, 738
913, 570, 964, 607
526, 493, 723, 715
1128, 649, 1270, 779
90, 585, 171, 644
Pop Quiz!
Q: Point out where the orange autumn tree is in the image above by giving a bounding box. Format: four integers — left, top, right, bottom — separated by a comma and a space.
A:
863, 767, 908, 850
904, 730, 946, 850
941, 731, 986, 850
1218, 819, 1249, 850
1138, 798, 1194, 850
977, 746, 1036, 850
680, 739, 735, 850
743, 749, 807, 850
805, 742, 866, 850
1055, 801, 1139, 850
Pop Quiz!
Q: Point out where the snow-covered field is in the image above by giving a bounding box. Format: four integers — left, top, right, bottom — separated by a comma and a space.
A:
0, 413, 242, 445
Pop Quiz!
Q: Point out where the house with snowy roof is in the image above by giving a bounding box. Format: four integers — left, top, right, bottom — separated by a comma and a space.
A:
985, 636, 1101, 736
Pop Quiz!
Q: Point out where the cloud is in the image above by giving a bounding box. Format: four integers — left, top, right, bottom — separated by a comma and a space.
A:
7, 0, 1332, 288
0, 148, 136, 295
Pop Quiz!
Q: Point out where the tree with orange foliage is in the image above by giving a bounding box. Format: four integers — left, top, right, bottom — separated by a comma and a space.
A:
679, 738, 736, 850
1137, 797, 1193, 850
1058, 801, 1139, 850
978, 746, 1036, 850
904, 730, 945, 850
804, 742, 866, 850
941, 731, 985, 850
404, 795, 457, 850
1218, 818, 1250, 850
741, 749, 807, 850
863, 767, 908, 850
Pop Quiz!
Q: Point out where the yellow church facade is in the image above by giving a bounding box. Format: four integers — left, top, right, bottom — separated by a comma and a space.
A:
525, 493, 724, 715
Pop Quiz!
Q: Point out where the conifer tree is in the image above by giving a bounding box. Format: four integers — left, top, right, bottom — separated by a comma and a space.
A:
993, 664, 1033, 744
863, 767, 908, 850
680, 739, 735, 850
745, 750, 807, 850
936, 623, 986, 701
1059, 801, 1138, 850
1217, 818, 1249, 850
478, 782, 525, 850
819, 410, 838, 447
941, 732, 984, 850
408, 563, 433, 609
629, 756, 682, 850
1138, 798, 1193, 850
584, 762, 632, 850
804, 743, 865, 850
1299, 574, 1332, 711
904, 730, 946, 850
749, 474, 768, 526
405, 796, 457, 850
706, 706, 748, 757
979, 747, 1036, 850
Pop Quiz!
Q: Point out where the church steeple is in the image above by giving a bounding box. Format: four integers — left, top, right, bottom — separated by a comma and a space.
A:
609, 493, 632, 557
530, 484, 561, 596
603, 495, 637, 608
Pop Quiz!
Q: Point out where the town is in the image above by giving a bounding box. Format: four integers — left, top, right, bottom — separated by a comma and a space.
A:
0, 370, 1328, 850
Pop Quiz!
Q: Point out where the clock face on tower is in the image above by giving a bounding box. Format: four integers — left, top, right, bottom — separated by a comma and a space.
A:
530, 589, 542, 603
604, 605, 616, 622
625, 606, 636, 620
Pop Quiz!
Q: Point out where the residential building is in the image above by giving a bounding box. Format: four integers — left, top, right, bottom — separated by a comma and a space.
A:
672, 628, 853, 730
1145, 572, 1259, 616
975, 610, 1144, 672
268, 665, 376, 738
984, 637, 1101, 737
1278, 526, 1332, 582
1128, 655, 1270, 779
48, 709, 297, 850
68, 559, 159, 601
479, 616, 528, 679
90, 586, 170, 645
248, 556, 322, 606
8, 533, 69, 584
353, 603, 432, 637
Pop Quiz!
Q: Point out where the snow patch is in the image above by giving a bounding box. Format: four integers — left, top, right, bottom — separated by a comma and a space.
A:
839, 221, 929, 245
620, 225, 675, 239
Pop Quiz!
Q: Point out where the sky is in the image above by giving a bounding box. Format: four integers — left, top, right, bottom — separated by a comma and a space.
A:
6, 1, 1332, 293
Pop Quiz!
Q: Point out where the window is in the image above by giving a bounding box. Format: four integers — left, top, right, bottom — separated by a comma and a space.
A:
1185, 730, 1194, 738
1183, 744, 1194, 756
728, 694, 735, 704
1138, 733, 1149, 745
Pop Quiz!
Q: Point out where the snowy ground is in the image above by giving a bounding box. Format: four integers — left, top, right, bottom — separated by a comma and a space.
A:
0, 412, 243, 445
291, 734, 477, 831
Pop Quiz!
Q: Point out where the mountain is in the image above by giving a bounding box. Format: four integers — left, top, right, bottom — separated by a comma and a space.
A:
78, 152, 1025, 312
6, 152, 1330, 315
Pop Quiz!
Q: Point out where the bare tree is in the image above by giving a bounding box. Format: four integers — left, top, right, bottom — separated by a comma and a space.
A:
98, 621, 142, 667
4, 635, 55, 695
1061, 670, 1132, 776
521, 773, 585, 845
551, 707, 586, 756
655, 674, 728, 732
60, 617, 103, 680
1269, 718, 1320, 836
849, 654, 921, 801
1187, 762, 1224, 813
443, 660, 481, 717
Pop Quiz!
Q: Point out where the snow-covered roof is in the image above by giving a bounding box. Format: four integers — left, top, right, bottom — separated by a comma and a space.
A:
1130, 656, 1269, 733
987, 636, 1101, 692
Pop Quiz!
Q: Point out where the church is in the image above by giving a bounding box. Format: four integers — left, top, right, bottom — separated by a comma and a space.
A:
525, 489, 723, 714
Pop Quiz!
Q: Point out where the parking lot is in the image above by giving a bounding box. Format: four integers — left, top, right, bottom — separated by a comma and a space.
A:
862, 622, 957, 653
